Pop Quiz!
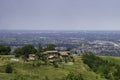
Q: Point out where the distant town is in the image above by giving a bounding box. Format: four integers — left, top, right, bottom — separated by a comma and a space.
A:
1, 30, 120, 56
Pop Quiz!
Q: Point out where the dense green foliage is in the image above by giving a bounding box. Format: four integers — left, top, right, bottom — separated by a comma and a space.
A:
38, 44, 44, 53
22, 45, 37, 58
14, 45, 37, 58
0, 45, 11, 55
36, 44, 44, 60
5, 64, 13, 73
14, 44, 56, 58
14, 48, 23, 57
82, 54, 120, 80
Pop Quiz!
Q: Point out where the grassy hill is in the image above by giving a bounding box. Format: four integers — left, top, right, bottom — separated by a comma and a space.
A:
1, 55, 118, 80
100, 56, 120, 66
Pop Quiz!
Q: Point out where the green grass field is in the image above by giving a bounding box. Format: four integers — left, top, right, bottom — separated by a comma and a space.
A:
0, 55, 111, 80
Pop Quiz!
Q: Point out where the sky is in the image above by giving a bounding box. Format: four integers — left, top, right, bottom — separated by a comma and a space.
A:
0, 0, 120, 30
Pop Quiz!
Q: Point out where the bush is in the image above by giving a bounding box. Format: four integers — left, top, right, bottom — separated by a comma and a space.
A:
32, 60, 41, 67
53, 62, 59, 68
5, 64, 13, 73
63, 72, 84, 80
0, 45, 11, 55
45, 76, 49, 80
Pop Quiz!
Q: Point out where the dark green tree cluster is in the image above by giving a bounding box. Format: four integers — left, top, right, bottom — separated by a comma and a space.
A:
82, 54, 120, 80
63, 72, 84, 80
14, 45, 37, 58
22, 45, 37, 58
14, 44, 56, 61
14, 48, 23, 57
0, 45, 11, 55
5, 64, 13, 73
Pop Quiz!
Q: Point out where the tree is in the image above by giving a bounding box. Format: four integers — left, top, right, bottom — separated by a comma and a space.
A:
44, 44, 56, 51
37, 44, 44, 59
14, 45, 37, 59
14, 48, 23, 57
5, 46, 11, 54
22, 45, 37, 58
0, 45, 11, 55
38, 44, 43, 53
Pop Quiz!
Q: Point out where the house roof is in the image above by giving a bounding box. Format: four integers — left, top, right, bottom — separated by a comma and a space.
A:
48, 55, 56, 59
45, 51, 58, 53
43, 50, 58, 54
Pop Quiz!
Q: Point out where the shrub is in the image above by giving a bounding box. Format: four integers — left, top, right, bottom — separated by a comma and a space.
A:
45, 76, 49, 80
63, 72, 84, 80
32, 60, 41, 67
5, 64, 13, 73
53, 62, 59, 68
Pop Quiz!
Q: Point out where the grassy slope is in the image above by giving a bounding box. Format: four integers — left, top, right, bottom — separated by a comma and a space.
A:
100, 56, 120, 66
0, 55, 105, 80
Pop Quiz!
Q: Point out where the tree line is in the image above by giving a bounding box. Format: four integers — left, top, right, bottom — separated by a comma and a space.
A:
14, 44, 56, 58
0, 44, 56, 57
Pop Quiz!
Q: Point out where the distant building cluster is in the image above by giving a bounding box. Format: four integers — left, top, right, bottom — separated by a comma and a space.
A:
1, 31, 120, 56
71, 40, 120, 56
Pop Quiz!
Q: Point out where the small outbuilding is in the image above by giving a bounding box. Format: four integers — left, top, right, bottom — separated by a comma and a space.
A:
59, 51, 70, 57
29, 54, 36, 60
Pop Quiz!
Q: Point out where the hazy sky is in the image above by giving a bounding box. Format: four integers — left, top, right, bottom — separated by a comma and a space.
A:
0, 0, 120, 30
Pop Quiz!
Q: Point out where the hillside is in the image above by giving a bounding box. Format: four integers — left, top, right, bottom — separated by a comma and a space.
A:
0, 55, 106, 80
82, 54, 120, 80
1, 55, 120, 80
100, 56, 120, 66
